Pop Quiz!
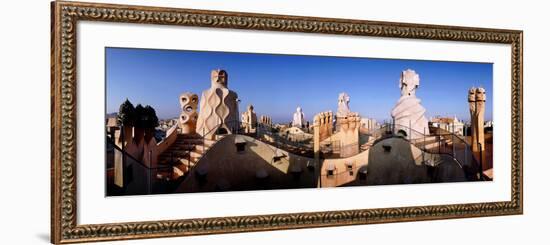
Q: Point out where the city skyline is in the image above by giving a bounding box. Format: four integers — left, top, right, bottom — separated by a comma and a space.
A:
106, 47, 493, 123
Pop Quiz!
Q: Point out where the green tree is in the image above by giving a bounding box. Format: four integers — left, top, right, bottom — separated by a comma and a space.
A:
117, 99, 135, 126
117, 99, 159, 129
134, 104, 146, 128
144, 105, 159, 129
134, 104, 159, 129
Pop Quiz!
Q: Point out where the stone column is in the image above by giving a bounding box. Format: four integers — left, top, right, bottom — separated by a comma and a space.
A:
318, 111, 333, 142
469, 87, 486, 153
468, 88, 478, 151
260, 115, 272, 127
475, 88, 486, 151
313, 115, 321, 187
114, 125, 134, 188
242, 105, 257, 133
339, 113, 361, 158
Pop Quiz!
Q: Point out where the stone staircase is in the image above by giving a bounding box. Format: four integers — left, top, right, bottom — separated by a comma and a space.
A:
157, 133, 223, 180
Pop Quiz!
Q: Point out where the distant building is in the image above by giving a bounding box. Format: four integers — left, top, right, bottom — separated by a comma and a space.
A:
430, 116, 464, 136
360, 117, 379, 131
157, 118, 177, 131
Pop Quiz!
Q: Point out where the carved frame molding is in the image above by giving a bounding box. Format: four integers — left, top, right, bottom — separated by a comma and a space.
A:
51, 1, 523, 243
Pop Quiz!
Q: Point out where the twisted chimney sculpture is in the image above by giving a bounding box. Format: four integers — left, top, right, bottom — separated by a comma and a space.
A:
196, 69, 239, 139
292, 107, 305, 128
390, 69, 429, 138
469, 87, 486, 152
178, 92, 199, 134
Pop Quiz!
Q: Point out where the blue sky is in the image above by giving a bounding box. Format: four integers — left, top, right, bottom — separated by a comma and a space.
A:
106, 47, 493, 123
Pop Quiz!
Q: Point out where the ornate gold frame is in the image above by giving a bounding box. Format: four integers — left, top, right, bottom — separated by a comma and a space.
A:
51, 1, 523, 243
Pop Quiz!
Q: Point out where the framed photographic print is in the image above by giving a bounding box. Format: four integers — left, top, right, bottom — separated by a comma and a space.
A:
51, 0, 523, 243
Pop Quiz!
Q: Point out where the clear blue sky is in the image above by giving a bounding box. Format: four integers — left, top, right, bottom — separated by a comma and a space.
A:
106, 47, 493, 123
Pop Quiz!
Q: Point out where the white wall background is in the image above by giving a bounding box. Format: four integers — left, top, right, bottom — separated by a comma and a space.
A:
0, 0, 547, 244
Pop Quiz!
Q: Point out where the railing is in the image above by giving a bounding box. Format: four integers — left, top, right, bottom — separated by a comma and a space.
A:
426, 132, 483, 180
318, 125, 388, 159
156, 124, 179, 156
256, 124, 314, 155
198, 120, 314, 157
319, 141, 362, 159
190, 119, 484, 181
199, 119, 242, 139
153, 120, 246, 183
106, 136, 172, 196
197, 120, 409, 160
319, 140, 340, 156
359, 124, 394, 144
375, 122, 483, 181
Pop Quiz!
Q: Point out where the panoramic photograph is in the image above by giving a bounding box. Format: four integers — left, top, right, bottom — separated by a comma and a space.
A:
105, 47, 494, 196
